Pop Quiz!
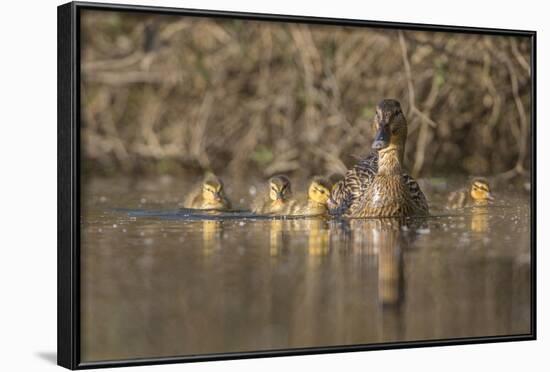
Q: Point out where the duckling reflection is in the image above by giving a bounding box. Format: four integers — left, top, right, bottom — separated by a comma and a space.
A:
470, 206, 490, 233
306, 218, 330, 257
202, 220, 223, 257
269, 219, 291, 257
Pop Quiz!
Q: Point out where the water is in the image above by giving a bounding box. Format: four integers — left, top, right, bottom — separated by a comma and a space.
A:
80, 177, 532, 362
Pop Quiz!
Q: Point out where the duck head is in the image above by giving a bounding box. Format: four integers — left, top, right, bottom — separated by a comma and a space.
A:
371, 99, 407, 164
269, 175, 292, 203
470, 178, 494, 202
308, 177, 332, 205
202, 174, 225, 204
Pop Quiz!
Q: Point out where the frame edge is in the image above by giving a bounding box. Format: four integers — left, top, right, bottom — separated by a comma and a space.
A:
60, 2, 536, 369
58, 1, 78, 370
72, 1, 536, 36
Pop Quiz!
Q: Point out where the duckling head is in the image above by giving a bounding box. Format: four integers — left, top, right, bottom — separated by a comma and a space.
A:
269, 175, 292, 202
308, 177, 332, 205
371, 99, 407, 162
470, 178, 494, 202
202, 174, 225, 203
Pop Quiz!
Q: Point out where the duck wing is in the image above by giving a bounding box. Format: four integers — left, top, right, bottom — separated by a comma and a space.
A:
184, 187, 202, 208
403, 173, 429, 215
329, 152, 378, 215
251, 195, 270, 214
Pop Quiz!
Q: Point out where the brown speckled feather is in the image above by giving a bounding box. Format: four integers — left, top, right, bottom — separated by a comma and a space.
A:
329, 152, 428, 217
403, 173, 429, 215
329, 152, 378, 215
252, 195, 298, 215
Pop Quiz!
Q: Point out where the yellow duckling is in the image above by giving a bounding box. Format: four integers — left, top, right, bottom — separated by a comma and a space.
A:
447, 178, 494, 209
252, 175, 295, 215
185, 174, 231, 210
293, 177, 332, 216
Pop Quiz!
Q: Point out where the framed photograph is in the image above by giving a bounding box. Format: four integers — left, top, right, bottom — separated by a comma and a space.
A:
58, 1, 536, 369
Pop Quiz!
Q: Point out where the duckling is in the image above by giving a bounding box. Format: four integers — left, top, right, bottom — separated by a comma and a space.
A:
293, 177, 332, 216
447, 178, 494, 209
252, 175, 296, 215
329, 99, 428, 217
185, 174, 231, 210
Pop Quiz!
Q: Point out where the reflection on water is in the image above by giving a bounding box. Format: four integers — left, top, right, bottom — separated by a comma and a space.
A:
269, 220, 285, 257
307, 219, 330, 256
80, 177, 532, 362
471, 206, 489, 233
202, 220, 222, 257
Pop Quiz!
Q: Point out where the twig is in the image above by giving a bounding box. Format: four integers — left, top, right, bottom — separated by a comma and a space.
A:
510, 38, 531, 76
398, 31, 437, 176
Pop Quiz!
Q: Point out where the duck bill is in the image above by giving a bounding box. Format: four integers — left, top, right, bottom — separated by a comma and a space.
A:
487, 193, 495, 201
372, 123, 390, 150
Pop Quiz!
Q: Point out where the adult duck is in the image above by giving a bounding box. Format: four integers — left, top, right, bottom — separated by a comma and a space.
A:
328, 99, 429, 218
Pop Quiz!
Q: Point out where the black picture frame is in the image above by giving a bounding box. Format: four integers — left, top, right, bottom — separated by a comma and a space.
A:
58, 1, 537, 369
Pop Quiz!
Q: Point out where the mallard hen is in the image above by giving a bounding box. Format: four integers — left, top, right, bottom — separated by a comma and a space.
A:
328, 99, 428, 218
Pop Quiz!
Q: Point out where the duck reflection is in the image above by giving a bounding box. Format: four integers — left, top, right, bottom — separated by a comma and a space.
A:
374, 220, 405, 308
334, 218, 412, 309
268, 217, 331, 258
202, 220, 223, 257
307, 218, 330, 257
269, 219, 289, 257
470, 206, 490, 233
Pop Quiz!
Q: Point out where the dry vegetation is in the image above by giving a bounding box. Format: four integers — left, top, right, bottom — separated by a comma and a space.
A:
81, 11, 532, 181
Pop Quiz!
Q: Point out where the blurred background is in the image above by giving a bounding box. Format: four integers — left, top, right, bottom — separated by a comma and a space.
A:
80, 10, 532, 184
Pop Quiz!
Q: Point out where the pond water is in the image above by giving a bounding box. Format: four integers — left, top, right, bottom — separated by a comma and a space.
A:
80, 176, 532, 362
